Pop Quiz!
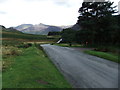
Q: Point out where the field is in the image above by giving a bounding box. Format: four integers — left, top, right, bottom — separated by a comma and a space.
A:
1, 29, 71, 88
2, 29, 59, 42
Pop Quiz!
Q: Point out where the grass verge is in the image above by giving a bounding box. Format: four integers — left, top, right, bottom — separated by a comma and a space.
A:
54, 43, 82, 47
54, 43, 119, 63
84, 50, 119, 63
2, 45, 71, 88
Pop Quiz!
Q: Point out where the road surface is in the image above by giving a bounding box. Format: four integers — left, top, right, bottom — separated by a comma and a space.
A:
41, 44, 119, 88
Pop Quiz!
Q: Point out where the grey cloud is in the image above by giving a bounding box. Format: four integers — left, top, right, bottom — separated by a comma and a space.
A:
0, 0, 8, 3
118, 1, 120, 14
23, 0, 71, 7
24, 0, 45, 2
53, 1, 71, 7
0, 11, 6, 14
55, 1, 68, 5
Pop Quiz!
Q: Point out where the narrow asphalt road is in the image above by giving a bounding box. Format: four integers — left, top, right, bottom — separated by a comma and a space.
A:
41, 44, 119, 88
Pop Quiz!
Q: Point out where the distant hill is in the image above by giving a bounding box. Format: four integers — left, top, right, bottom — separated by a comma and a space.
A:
14, 23, 69, 35
1, 25, 54, 41
15, 24, 33, 31
0, 25, 6, 31
71, 23, 81, 31
58, 25, 73, 29
0, 25, 22, 33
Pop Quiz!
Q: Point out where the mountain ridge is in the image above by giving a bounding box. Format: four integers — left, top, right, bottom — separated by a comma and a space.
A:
14, 23, 72, 35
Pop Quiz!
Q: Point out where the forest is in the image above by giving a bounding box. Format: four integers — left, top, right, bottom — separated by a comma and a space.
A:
61, 1, 120, 46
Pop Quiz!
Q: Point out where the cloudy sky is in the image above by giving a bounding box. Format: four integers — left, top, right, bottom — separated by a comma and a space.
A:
0, 0, 119, 28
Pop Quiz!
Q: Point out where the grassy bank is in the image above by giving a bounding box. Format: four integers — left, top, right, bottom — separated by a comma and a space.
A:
54, 43, 82, 47
2, 44, 71, 88
84, 50, 119, 63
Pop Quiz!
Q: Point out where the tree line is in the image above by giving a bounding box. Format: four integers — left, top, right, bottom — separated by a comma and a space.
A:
61, 1, 120, 46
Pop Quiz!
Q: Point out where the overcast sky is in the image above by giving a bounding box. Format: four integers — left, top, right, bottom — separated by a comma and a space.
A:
0, 0, 119, 28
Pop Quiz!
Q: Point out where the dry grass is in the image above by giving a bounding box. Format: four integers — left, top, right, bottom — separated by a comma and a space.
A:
2, 45, 23, 72
2, 46, 22, 56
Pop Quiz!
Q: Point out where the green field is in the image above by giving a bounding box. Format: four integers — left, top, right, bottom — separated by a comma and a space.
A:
2, 43, 71, 88
2, 29, 71, 88
2, 29, 59, 42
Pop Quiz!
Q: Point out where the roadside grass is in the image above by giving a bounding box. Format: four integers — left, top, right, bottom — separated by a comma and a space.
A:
2, 45, 71, 88
54, 43, 119, 63
55, 43, 120, 50
84, 50, 119, 63
2, 29, 71, 88
54, 43, 82, 47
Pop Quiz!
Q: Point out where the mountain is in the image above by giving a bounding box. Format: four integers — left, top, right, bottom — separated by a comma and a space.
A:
0, 25, 6, 31
58, 25, 73, 29
71, 23, 81, 31
14, 23, 64, 35
15, 24, 33, 31
0, 25, 22, 33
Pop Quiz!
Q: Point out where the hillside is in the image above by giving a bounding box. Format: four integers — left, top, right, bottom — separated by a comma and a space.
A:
1, 25, 59, 41
0, 25, 22, 33
14, 23, 63, 35
14, 24, 33, 31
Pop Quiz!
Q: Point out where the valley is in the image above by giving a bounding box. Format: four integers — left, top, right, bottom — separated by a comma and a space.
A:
1, 26, 71, 88
0, 0, 119, 88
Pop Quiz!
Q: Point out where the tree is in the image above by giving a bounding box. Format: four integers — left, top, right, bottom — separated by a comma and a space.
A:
61, 28, 76, 46
48, 31, 61, 36
77, 1, 117, 45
